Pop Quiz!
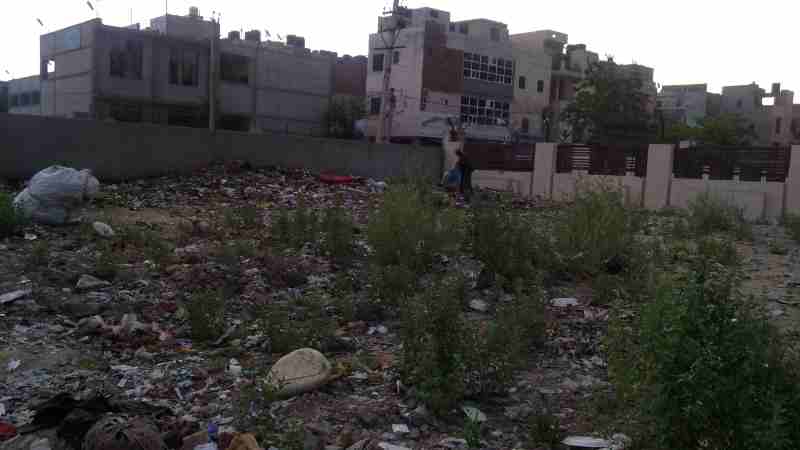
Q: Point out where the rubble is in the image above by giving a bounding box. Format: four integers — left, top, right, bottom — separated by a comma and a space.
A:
13, 166, 100, 225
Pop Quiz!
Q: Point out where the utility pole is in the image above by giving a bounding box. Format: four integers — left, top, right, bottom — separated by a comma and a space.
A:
375, 0, 404, 143
209, 19, 219, 133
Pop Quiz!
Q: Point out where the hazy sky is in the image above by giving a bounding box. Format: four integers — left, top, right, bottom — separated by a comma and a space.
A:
1, 0, 797, 96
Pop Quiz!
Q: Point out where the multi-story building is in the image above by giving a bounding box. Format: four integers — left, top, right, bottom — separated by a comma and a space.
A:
720, 82, 795, 146
35, 8, 356, 136
6, 75, 43, 115
658, 84, 715, 127
0, 81, 8, 113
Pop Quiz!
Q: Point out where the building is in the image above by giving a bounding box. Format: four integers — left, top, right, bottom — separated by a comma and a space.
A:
35, 8, 352, 135
6, 75, 42, 115
658, 84, 715, 127
719, 82, 795, 146
366, 7, 517, 142
334, 55, 368, 99
0, 81, 7, 113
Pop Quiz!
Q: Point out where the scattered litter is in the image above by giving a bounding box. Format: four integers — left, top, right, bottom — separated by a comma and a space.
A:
14, 165, 100, 225
562, 436, 610, 448
551, 298, 580, 308
0, 422, 16, 441
462, 406, 487, 423
228, 359, 243, 377
392, 424, 410, 434
468, 299, 489, 313
0, 289, 32, 305
24, 233, 38, 241
6, 359, 21, 372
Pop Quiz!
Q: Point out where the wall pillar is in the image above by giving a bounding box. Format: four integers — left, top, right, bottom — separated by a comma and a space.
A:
532, 142, 557, 199
785, 145, 800, 216
643, 143, 674, 210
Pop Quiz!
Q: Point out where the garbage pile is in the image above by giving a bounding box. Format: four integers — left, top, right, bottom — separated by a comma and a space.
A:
14, 166, 100, 225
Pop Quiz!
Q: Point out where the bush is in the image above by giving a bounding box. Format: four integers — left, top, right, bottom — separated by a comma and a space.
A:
320, 200, 356, 260
783, 213, 800, 243
225, 205, 262, 230
556, 183, 639, 276
187, 289, 226, 342
0, 192, 26, 238
471, 196, 550, 283
687, 192, 752, 240
368, 183, 463, 274
269, 199, 319, 250
400, 275, 544, 415
608, 264, 800, 449
255, 291, 335, 354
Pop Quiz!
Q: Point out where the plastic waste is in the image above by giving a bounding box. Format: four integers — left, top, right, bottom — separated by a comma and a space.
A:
13, 166, 100, 225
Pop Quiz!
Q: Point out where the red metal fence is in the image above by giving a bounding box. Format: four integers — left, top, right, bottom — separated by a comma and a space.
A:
556, 144, 649, 177
463, 141, 535, 172
672, 145, 791, 182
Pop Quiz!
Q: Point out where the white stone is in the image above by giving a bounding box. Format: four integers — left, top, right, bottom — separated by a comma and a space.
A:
561, 436, 610, 448
76, 274, 110, 291
93, 221, 115, 238
0, 289, 32, 305
551, 297, 579, 307
392, 424, 410, 434
265, 348, 332, 397
377, 444, 410, 450
469, 299, 489, 313
462, 406, 487, 422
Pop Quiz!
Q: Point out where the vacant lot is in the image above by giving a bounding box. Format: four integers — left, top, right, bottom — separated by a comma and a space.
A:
1, 166, 799, 450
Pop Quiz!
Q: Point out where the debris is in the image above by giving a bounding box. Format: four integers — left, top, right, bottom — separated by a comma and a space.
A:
227, 359, 243, 377
438, 437, 468, 449
391, 424, 410, 434
776, 299, 800, 306
551, 298, 579, 308
13, 166, 100, 225
93, 222, 115, 238
76, 275, 111, 291
264, 348, 333, 398
29, 438, 51, 450
6, 360, 21, 372
84, 415, 166, 450
0, 289, 31, 305
561, 436, 610, 448
0, 423, 17, 442
462, 406, 487, 423
468, 299, 489, 313
377, 444, 410, 450
223, 434, 259, 450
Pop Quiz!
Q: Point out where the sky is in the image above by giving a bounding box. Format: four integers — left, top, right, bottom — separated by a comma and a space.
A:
1, 0, 797, 97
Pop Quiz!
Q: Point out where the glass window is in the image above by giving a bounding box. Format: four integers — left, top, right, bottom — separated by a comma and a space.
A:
393, 51, 400, 64
110, 38, 143, 80
32, 91, 41, 105
537, 80, 544, 92
170, 49, 199, 86
462, 52, 514, 85
221, 53, 250, 84
372, 53, 384, 72
370, 97, 381, 114
519, 76, 526, 89
490, 28, 500, 41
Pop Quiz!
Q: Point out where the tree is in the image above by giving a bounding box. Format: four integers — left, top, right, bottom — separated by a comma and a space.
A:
560, 61, 654, 144
323, 95, 366, 139
665, 114, 758, 146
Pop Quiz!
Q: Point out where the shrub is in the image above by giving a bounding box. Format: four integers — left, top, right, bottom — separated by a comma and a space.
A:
367, 183, 463, 274
687, 192, 752, 240
471, 196, 550, 283
255, 292, 335, 354
556, 183, 639, 276
0, 192, 26, 238
783, 213, 800, 243
187, 289, 226, 342
400, 275, 543, 415
320, 201, 355, 260
225, 205, 262, 230
369, 264, 417, 304
268, 199, 319, 250
608, 265, 800, 449
528, 413, 563, 450
93, 241, 123, 280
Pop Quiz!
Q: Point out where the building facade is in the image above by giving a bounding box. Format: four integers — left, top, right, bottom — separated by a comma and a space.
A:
6, 75, 43, 115
719, 82, 795, 146
658, 84, 713, 127
35, 8, 353, 136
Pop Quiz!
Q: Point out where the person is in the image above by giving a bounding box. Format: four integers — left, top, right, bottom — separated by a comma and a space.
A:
456, 150, 474, 200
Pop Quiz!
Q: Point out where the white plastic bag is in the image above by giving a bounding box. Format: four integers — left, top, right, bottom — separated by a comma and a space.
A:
13, 166, 100, 225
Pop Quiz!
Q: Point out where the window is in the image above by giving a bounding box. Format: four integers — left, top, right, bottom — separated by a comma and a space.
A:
736, 99, 743, 109
31, 91, 40, 105
521, 117, 530, 133
110, 39, 143, 80
449, 23, 455, 32
459, 23, 469, 35
463, 52, 513, 85
220, 53, 250, 84
430, 9, 439, 18
518, 76, 526, 90
20, 93, 30, 106
41, 59, 55, 79
776, 117, 782, 135
420, 89, 428, 111
372, 53, 384, 72
10, 94, 18, 107
393, 51, 400, 64
370, 97, 382, 115
460, 95, 510, 126
537, 80, 544, 92
490, 27, 500, 42
169, 49, 199, 86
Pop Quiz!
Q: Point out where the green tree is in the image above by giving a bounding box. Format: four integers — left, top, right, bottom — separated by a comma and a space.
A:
324, 95, 366, 139
561, 61, 654, 143
665, 113, 758, 146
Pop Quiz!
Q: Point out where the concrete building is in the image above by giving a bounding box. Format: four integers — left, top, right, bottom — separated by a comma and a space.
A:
34, 8, 351, 135
6, 75, 43, 115
366, 6, 517, 142
0, 81, 8, 113
720, 82, 795, 146
658, 84, 714, 126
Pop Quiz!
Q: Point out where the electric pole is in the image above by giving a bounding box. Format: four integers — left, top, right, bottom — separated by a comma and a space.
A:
375, 0, 404, 143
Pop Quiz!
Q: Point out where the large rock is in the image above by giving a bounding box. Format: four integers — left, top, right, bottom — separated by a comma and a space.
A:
265, 348, 332, 397
92, 222, 115, 238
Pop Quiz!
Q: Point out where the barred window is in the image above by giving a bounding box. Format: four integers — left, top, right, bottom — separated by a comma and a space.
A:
460, 95, 510, 126
463, 52, 513, 85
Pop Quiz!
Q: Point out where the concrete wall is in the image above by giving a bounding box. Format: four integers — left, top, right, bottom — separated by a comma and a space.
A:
669, 178, 784, 221
0, 114, 442, 182
553, 172, 644, 206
